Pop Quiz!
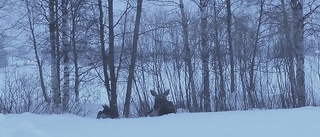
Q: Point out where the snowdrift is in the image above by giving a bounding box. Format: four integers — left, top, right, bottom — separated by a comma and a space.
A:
1, 107, 320, 137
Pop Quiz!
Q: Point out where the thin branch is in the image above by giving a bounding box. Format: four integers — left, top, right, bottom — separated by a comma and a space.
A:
146, 0, 179, 6
303, 4, 320, 20
114, 2, 132, 28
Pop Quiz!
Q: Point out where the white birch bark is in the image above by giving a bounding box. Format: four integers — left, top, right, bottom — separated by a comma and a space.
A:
291, 0, 306, 107
61, 0, 70, 111
49, 0, 61, 107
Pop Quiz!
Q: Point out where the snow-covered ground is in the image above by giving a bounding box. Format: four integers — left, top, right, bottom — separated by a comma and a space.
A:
1, 107, 319, 137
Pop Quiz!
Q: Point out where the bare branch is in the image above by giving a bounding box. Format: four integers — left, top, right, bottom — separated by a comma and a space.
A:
146, 0, 179, 6
114, 2, 132, 28
303, 4, 320, 20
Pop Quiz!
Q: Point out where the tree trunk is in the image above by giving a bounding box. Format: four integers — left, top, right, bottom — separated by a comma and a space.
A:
213, 0, 226, 111
291, 0, 306, 107
70, 3, 80, 102
280, 0, 297, 107
26, 0, 49, 103
49, 0, 61, 107
226, 0, 235, 93
107, 0, 119, 118
179, 0, 199, 112
55, 0, 61, 95
200, 0, 211, 112
248, 0, 265, 109
124, 0, 143, 118
98, 0, 111, 100
61, 0, 70, 112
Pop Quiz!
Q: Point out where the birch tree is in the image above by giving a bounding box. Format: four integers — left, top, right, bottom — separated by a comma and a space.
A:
61, 0, 70, 111
49, 0, 61, 108
226, 0, 235, 93
291, 0, 305, 107
70, 0, 81, 102
280, 0, 297, 107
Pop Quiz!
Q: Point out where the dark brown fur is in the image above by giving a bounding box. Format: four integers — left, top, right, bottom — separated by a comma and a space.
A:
147, 90, 176, 117
97, 105, 117, 119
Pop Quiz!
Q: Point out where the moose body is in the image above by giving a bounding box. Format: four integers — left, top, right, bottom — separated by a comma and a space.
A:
97, 105, 117, 119
147, 90, 176, 117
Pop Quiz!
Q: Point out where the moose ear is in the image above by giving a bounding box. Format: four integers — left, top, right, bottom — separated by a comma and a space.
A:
150, 90, 157, 96
164, 89, 170, 95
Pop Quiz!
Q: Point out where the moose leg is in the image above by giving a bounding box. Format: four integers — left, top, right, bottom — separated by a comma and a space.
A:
97, 111, 111, 119
146, 108, 160, 117
97, 111, 103, 119
145, 110, 153, 117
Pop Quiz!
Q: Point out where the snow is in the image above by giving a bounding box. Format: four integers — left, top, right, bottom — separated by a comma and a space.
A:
1, 107, 320, 137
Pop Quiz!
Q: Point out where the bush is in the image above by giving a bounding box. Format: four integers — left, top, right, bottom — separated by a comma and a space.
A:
0, 72, 50, 114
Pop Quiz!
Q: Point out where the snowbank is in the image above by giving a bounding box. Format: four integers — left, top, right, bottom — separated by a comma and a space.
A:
1, 113, 50, 137
2, 107, 320, 137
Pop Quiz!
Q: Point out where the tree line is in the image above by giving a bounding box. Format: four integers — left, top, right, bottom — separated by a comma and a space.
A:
0, 0, 320, 117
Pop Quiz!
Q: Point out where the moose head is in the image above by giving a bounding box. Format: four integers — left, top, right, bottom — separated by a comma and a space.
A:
97, 105, 117, 119
147, 89, 176, 117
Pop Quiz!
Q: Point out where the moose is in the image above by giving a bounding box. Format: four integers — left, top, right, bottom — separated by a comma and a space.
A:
147, 89, 176, 117
97, 105, 117, 119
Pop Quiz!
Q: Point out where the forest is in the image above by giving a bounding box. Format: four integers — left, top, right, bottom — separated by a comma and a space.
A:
0, 0, 320, 118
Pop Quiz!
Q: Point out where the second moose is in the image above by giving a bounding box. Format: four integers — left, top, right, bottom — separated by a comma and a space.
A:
147, 89, 176, 117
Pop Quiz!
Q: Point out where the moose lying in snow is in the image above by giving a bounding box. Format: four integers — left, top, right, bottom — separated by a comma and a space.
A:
147, 89, 176, 117
97, 105, 117, 119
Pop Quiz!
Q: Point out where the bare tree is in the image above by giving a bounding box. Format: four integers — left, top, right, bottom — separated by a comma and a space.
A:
107, 0, 119, 118
124, 0, 143, 118
247, 0, 265, 108
199, 0, 211, 112
49, 0, 61, 108
0, 0, 9, 69
68, 0, 97, 102
226, 0, 235, 93
291, 0, 305, 107
179, 0, 199, 112
98, 0, 119, 118
98, 0, 110, 103
69, 0, 81, 102
61, 0, 70, 111
279, 0, 297, 107
212, 0, 226, 111
25, 0, 49, 102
